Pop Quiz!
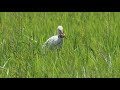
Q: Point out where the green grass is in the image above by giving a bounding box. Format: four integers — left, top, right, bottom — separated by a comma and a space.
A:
0, 12, 120, 78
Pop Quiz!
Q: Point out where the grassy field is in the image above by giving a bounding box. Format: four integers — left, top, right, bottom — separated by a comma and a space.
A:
0, 12, 120, 78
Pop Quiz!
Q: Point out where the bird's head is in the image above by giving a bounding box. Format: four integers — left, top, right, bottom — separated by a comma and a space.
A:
57, 26, 65, 38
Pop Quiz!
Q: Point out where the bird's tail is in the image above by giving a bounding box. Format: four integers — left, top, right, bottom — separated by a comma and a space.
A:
42, 41, 47, 49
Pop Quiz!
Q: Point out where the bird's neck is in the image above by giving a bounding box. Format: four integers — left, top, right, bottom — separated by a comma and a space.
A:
58, 34, 63, 38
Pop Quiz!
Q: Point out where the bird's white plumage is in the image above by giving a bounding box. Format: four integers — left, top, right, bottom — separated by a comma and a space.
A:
42, 26, 65, 50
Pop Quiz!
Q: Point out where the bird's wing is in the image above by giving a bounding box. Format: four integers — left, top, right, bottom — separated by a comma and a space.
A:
42, 35, 60, 50
42, 36, 55, 48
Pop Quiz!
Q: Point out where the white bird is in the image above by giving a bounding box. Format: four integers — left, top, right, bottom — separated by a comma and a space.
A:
42, 25, 65, 50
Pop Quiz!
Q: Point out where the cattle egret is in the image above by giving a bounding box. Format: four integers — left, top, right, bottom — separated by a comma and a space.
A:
42, 26, 65, 50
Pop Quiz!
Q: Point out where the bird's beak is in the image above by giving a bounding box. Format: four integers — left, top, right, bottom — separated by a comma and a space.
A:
59, 30, 66, 38
63, 33, 66, 38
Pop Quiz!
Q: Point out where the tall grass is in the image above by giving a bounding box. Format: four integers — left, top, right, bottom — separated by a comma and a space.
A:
0, 12, 120, 78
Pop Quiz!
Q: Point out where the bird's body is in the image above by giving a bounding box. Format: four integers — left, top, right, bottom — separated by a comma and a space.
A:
42, 35, 63, 50
42, 26, 65, 50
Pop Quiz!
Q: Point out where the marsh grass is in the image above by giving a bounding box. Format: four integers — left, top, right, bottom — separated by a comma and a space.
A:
0, 12, 120, 78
